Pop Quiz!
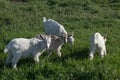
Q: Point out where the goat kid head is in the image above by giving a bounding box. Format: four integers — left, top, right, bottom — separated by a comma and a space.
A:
102, 34, 107, 42
67, 32, 74, 45
40, 35, 51, 49
58, 33, 68, 43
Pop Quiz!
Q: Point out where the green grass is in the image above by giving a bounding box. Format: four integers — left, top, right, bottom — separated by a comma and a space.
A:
0, 0, 120, 80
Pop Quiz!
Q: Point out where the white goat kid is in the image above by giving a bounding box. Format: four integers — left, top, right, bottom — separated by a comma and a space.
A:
4, 35, 51, 68
89, 32, 107, 60
35, 33, 74, 57
43, 17, 68, 43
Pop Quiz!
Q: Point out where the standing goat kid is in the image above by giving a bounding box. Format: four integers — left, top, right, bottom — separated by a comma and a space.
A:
4, 35, 51, 68
35, 33, 74, 57
43, 17, 68, 43
89, 32, 107, 60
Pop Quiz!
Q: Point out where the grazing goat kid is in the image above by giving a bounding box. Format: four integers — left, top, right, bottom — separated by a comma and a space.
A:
35, 33, 74, 57
89, 32, 107, 60
4, 35, 51, 68
43, 17, 68, 43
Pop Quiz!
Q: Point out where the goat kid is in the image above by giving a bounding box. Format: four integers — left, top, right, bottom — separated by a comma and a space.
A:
43, 17, 68, 43
35, 33, 74, 57
4, 35, 51, 68
89, 32, 107, 60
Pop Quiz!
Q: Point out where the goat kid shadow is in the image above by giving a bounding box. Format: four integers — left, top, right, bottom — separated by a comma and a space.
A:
64, 48, 89, 60
48, 48, 90, 63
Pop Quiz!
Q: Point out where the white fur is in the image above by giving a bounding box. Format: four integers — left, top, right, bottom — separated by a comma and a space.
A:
89, 32, 107, 60
4, 36, 51, 68
43, 17, 68, 43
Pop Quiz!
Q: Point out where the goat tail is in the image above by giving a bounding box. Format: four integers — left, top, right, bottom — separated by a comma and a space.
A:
43, 17, 46, 22
4, 46, 9, 53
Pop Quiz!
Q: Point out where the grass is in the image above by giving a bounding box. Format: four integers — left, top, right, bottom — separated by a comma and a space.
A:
0, 0, 120, 80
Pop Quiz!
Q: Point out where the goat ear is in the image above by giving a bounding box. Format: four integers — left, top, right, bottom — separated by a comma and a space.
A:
68, 32, 74, 37
40, 34, 44, 40
103, 34, 107, 40
67, 32, 71, 37
43, 17, 46, 22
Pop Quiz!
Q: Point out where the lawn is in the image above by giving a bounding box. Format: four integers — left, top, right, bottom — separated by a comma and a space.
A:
0, 0, 120, 80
